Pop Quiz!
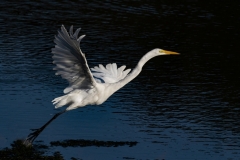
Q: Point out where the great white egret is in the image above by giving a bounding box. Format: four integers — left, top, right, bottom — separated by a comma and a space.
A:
23, 25, 179, 146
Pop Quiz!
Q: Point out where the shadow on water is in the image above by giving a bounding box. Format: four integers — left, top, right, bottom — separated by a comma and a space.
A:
0, 139, 137, 160
50, 139, 137, 148
0, 140, 64, 160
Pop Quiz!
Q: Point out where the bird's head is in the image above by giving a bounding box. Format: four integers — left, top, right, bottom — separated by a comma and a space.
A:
143, 49, 180, 64
156, 48, 180, 55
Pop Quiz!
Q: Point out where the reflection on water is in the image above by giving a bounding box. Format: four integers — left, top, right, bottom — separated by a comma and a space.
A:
0, 140, 64, 160
0, 0, 240, 159
50, 139, 138, 147
0, 139, 137, 159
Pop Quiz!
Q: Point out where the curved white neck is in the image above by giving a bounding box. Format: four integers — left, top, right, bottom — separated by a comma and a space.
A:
113, 51, 158, 91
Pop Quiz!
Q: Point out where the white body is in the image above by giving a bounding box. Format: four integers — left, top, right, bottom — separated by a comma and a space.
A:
52, 25, 179, 111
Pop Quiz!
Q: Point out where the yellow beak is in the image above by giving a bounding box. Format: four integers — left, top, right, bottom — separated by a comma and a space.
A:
162, 50, 180, 55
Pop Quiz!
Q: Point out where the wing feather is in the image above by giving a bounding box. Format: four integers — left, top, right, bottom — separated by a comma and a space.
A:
91, 63, 131, 83
99, 64, 109, 73
52, 25, 96, 93
117, 65, 126, 78
112, 63, 117, 77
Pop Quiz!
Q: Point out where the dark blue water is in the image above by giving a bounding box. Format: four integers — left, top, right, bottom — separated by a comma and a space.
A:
1, 1, 240, 159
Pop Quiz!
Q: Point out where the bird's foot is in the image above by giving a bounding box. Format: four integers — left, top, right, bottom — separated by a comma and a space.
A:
23, 127, 44, 147
23, 110, 66, 147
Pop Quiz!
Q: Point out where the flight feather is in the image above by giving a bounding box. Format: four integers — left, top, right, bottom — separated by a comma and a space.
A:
91, 63, 131, 83
52, 25, 96, 93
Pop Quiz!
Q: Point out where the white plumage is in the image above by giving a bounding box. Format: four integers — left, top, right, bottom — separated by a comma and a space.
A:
91, 63, 131, 83
51, 25, 179, 111
23, 25, 179, 145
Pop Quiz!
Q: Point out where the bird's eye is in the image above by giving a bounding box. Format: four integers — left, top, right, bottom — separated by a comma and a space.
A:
159, 50, 163, 53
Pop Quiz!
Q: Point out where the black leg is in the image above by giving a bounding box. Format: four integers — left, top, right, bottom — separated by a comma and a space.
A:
23, 110, 66, 146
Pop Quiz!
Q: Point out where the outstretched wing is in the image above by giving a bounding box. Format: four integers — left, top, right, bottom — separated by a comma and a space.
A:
52, 25, 96, 94
91, 63, 131, 83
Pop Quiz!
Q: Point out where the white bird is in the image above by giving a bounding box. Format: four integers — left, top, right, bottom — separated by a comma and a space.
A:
24, 25, 179, 146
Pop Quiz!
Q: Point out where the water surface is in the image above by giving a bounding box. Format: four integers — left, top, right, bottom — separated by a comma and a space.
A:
0, 1, 240, 159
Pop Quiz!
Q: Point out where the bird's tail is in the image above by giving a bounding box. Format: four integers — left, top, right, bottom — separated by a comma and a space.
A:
52, 90, 88, 110
52, 95, 69, 109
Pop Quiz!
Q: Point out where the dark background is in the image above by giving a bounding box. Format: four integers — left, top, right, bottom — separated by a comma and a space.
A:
0, 1, 240, 159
